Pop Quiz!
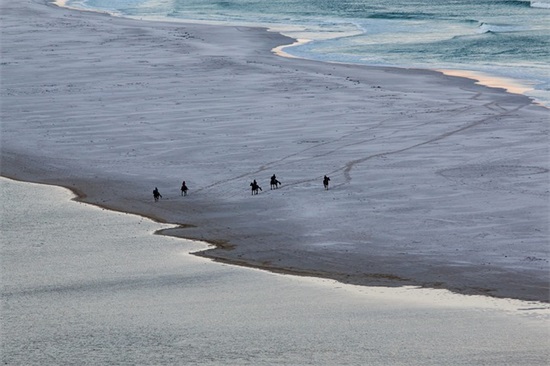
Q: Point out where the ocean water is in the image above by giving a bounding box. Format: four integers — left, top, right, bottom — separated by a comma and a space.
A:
64, 0, 549, 105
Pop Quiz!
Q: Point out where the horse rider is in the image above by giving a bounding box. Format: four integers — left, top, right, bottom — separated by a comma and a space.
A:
153, 187, 162, 201
181, 181, 188, 196
323, 175, 330, 190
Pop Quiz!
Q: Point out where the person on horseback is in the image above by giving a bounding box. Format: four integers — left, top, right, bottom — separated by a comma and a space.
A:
250, 179, 262, 195
270, 174, 281, 190
153, 187, 162, 201
181, 181, 188, 196
323, 175, 330, 190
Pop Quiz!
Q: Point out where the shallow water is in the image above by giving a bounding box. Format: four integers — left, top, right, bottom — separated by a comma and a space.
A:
64, 0, 550, 105
1, 177, 549, 365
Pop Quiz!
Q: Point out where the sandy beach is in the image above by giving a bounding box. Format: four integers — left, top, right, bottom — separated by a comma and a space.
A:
1, 0, 548, 302
3, 177, 549, 365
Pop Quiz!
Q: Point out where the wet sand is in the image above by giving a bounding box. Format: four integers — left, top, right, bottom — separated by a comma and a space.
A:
1, 0, 548, 302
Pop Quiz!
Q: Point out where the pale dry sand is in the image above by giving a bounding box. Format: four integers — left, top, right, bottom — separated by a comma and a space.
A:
1, 0, 548, 301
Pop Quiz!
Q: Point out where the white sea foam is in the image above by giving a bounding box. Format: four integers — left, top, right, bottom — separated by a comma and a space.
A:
531, 1, 550, 8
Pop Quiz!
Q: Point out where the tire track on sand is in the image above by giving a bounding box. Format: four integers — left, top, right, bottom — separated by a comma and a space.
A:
331, 101, 529, 188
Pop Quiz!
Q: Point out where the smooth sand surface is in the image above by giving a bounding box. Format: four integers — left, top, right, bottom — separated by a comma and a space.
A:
1, 0, 549, 302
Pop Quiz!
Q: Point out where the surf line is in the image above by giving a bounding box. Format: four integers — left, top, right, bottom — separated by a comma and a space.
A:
272, 38, 312, 59
438, 69, 535, 96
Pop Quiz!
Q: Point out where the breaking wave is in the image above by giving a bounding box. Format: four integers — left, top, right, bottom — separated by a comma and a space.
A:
477, 22, 528, 34
530, 1, 550, 8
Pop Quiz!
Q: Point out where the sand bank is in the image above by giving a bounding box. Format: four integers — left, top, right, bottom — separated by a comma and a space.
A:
1, 0, 548, 302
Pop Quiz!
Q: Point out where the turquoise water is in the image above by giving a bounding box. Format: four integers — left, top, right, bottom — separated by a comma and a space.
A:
65, 0, 549, 104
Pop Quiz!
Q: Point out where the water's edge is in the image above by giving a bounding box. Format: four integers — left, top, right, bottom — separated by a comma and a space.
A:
50, 0, 547, 107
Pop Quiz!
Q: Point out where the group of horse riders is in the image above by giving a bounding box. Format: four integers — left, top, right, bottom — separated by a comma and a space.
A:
250, 174, 281, 195
153, 181, 186, 201
153, 174, 330, 201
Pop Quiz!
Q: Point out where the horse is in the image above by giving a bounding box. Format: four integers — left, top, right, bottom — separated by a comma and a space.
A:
250, 180, 262, 195
153, 187, 162, 202
270, 175, 281, 190
180, 181, 188, 196
323, 175, 330, 190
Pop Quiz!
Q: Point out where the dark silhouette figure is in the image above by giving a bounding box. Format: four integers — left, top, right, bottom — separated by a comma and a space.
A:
181, 181, 188, 196
153, 187, 162, 202
270, 174, 281, 190
323, 175, 330, 190
250, 179, 262, 195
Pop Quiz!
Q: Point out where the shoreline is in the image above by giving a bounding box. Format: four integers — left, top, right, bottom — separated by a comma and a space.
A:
52, 0, 548, 108
2, 0, 548, 302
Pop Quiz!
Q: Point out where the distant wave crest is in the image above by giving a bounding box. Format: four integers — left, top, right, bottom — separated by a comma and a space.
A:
366, 12, 433, 20
477, 22, 527, 34
502, 0, 550, 8
530, 1, 550, 8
